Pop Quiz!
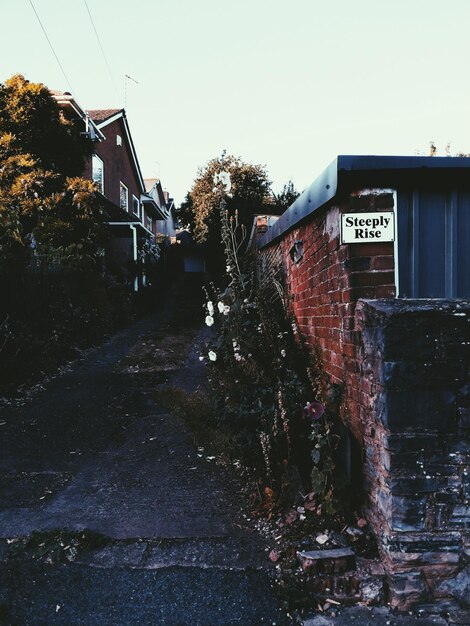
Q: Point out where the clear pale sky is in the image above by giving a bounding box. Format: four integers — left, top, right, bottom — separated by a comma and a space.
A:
1, 0, 469, 204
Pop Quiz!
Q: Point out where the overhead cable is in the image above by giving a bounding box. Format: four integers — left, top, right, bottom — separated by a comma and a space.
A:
83, 0, 120, 102
28, 0, 75, 95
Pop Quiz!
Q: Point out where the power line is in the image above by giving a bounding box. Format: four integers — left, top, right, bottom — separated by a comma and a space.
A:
83, 0, 120, 102
28, 0, 75, 95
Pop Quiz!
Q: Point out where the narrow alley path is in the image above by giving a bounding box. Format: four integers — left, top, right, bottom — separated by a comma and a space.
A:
0, 276, 288, 625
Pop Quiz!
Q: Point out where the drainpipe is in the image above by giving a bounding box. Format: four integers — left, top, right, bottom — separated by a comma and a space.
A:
130, 224, 138, 292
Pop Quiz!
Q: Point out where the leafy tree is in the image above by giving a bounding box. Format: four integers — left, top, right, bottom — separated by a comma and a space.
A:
0, 74, 90, 176
0, 74, 105, 273
176, 191, 194, 231
183, 153, 273, 274
273, 180, 300, 213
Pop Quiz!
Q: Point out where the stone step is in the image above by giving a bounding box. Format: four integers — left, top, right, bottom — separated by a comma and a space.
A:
76, 536, 272, 571
298, 547, 356, 574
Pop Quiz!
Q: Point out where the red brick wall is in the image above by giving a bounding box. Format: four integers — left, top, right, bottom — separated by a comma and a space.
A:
259, 190, 395, 441
91, 118, 142, 212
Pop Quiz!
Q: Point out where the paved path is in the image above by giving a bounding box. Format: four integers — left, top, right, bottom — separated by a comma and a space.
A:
0, 279, 288, 625
2, 278, 467, 626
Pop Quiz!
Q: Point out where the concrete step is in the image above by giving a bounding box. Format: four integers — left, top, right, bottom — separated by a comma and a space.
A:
75, 536, 273, 571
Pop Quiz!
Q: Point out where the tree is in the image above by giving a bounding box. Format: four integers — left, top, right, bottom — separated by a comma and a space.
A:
176, 191, 194, 231
0, 75, 105, 273
273, 180, 300, 213
183, 153, 273, 274
0, 74, 90, 176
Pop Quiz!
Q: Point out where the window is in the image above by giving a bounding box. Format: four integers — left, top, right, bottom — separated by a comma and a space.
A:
146, 215, 153, 231
119, 182, 128, 211
132, 195, 140, 218
116, 134, 122, 146
92, 154, 104, 194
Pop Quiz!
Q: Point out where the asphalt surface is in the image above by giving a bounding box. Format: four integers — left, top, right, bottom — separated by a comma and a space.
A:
0, 278, 289, 625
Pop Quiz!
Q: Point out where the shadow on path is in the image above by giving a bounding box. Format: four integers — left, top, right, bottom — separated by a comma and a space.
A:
0, 274, 289, 625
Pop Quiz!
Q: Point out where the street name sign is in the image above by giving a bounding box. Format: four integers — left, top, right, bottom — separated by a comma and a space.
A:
341, 211, 395, 244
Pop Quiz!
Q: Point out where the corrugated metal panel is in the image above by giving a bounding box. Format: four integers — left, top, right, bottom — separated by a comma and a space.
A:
397, 189, 470, 297
457, 191, 470, 297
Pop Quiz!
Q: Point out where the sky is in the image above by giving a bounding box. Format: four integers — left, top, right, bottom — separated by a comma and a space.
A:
1, 0, 470, 204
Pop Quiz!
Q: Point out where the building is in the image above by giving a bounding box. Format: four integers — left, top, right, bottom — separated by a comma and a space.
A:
144, 178, 177, 239
53, 91, 174, 290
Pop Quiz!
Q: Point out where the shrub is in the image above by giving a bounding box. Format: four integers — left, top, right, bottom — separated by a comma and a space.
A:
202, 177, 345, 512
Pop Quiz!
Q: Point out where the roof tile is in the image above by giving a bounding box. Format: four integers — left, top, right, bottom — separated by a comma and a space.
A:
87, 108, 123, 123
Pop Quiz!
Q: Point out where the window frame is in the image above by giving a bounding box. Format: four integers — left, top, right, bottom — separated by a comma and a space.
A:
92, 154, 104, 194
119, 182, 129, 211
132, 195, 141, 218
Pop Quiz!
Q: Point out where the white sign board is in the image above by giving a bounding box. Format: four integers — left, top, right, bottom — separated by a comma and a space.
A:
341, 212, 395, 244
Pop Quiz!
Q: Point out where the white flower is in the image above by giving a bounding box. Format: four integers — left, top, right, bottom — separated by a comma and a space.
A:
207, 301, 214, 316
213, 171, 231, 192
205, 315, 214, 327
217, 301, 225, 313
281, 349, 286, 358
226, 266, 232, 273
208, 350, 217, 362
235, 353, 242, 362
199, 356, 204, 361
223, 305, 230, 316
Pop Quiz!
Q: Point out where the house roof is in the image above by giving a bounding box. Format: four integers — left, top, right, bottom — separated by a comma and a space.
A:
144, 178, 160, 192
50, 89, 71, 96
51, 91, 105, 141
88, 108, 146, 193
88, 109, 123, 123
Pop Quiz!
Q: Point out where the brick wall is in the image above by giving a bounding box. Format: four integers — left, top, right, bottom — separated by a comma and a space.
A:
259, 189, 395, 441
258, 189, 470, 609
356, 299, 470, 609
92, 118, 142, 211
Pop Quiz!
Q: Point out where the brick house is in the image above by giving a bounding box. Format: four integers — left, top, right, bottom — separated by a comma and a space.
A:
53, 91, 173, 289
86, 108, 166, 289
144, 178, 177, 239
